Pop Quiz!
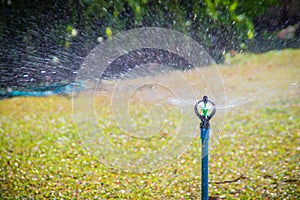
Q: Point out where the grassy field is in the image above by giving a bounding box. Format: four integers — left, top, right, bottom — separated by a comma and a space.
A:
0, 49, 299, 199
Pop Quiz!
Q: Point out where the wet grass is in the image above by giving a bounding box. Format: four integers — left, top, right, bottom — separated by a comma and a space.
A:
0, 49, 299, 199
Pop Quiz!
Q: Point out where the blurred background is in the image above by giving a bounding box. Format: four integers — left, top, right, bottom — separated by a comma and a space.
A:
1, 0, 299, 91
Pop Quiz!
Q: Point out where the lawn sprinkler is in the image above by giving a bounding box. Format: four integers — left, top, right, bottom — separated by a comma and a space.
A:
194, 96, 216, 200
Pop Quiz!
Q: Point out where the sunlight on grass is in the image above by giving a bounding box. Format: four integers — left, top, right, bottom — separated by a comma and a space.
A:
0, 49, 299, 199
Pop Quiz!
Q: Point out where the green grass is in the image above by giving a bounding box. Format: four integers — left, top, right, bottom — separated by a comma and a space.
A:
0, 49, 299, 199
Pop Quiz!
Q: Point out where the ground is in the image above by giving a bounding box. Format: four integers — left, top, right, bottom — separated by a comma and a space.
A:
0, 49, 299, 199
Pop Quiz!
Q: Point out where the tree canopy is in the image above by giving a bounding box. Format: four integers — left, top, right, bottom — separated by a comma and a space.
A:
0, 0, 299, 89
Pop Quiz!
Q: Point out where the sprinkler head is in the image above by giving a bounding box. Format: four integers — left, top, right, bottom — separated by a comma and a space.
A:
203, 96, 208, 104
194, 96, 216, 128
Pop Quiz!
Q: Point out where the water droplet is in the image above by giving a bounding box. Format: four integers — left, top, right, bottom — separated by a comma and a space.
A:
71, 28, 78, 37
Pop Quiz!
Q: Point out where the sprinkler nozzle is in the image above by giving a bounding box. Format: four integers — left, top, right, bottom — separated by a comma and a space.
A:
203, 96, 208, 104
194, 96, 216, 129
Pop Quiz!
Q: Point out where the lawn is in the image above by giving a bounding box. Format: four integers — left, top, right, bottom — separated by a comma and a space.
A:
0, 49, 299, 199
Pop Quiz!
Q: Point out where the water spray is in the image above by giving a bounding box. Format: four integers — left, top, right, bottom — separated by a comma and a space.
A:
194, 96, 216, 200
